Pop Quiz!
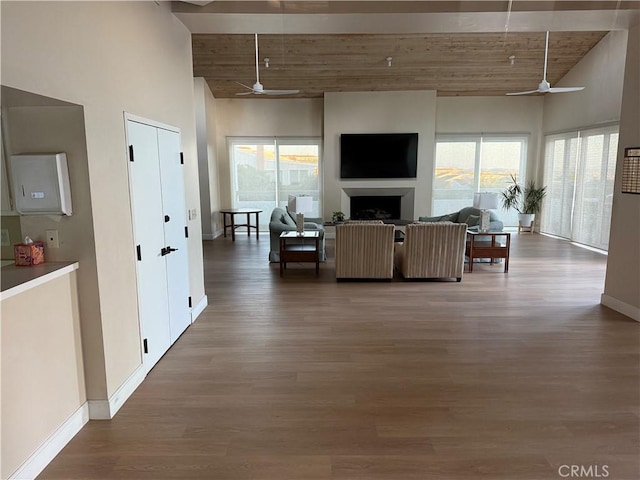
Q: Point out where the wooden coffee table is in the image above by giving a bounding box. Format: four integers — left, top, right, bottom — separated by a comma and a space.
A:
279, 231, 320, 277
466, 230, 511, 272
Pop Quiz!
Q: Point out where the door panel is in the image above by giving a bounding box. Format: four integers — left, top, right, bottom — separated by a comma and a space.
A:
127, 120, 171, 373
157, 128, 191, 342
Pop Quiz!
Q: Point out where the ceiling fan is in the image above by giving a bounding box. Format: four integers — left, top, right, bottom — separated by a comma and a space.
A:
236, 34, 300, 96
506, 31, 585, 96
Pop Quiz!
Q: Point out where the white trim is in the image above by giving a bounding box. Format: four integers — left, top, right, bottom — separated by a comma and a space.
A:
9, 402, 89, 480
0, 263, 79, 301
601, 294, 640, 322
191, 294, 208, 322
88, 364, 146, 420
124, 112, 181, 134
202, 231, 223, 240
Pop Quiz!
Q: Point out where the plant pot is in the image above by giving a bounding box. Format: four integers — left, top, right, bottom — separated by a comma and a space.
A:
518, 213, 535, 227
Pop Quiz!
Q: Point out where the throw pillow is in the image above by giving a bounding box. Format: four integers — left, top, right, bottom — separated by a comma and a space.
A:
466, 214, 480, 227
283, 208, 297, 227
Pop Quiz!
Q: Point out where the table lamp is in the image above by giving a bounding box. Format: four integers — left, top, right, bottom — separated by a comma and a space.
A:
473, 192, 499, 233
288, 195, 313, 235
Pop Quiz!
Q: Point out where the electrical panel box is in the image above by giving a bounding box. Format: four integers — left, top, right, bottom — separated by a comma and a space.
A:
10, 153, 73, 216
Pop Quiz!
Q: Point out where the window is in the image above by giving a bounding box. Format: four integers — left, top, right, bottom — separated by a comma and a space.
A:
541, 125, 618, 250
229, 137, 321, 229
433, 134, 528, 226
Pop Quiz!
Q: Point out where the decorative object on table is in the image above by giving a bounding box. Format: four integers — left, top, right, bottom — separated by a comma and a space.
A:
500, 174, 547, 232
621, 147, 640, 194
14, 236, 45, 266
288, 195, 313, 235
473, 192, 499, 232
331, 211, 345, 223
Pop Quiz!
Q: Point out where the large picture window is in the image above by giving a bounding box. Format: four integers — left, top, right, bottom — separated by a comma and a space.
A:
229, 137, 321, 229
541, 125, 618, 250
433, 134, 528, 227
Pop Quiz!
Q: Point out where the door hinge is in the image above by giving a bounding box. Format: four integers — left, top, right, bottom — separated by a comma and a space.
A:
143, 338, 148, 354
180, 152, 184, 165
185, 226, 189, 238
136, 245, 142, 261
188, 296, 192, 308
129, 145, 134, 162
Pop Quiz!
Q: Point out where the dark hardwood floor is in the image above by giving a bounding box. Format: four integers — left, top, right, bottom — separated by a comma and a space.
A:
39, 233, 639, 479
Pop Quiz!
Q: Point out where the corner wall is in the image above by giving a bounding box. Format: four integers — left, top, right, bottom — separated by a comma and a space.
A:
543, 31, 627, 132
194, 78, 222, 239
1, 0, 204, 399
603, 23, 640, 321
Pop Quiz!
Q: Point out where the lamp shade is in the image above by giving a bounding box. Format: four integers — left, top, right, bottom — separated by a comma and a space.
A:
288, 195, 313, 214
473, 192, 499, 210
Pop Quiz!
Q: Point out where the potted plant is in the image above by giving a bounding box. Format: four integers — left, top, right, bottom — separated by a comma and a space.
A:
501, 174, 547, 228
331, 211, 345, 223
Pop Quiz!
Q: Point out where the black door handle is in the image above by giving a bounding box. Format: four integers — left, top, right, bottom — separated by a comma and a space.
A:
161, 246, 178, 256
164, 215, 170, 222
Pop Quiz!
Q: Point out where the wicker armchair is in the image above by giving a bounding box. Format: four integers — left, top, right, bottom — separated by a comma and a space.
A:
394, 222, 467, 281
335, 223, 395, 280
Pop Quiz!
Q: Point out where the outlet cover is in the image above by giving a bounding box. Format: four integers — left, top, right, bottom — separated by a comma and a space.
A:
45, 229, 60, 248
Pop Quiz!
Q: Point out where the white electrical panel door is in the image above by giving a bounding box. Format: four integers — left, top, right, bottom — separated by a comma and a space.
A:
10, 153, 72, 215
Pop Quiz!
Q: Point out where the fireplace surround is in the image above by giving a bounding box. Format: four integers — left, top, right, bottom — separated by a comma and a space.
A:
342, 187, 415, 221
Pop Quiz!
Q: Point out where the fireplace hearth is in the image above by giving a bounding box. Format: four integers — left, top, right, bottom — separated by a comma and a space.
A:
350, 196, 401, 220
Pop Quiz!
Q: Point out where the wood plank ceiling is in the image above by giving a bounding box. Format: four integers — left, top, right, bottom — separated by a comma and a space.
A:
192, 31, 607, 98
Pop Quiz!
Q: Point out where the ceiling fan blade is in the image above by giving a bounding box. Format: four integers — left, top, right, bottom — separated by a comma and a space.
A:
236, 81, 254, 91
235, 91, 255, 96
548, 86, 585, 93
506, 89, 541, 96
263, 89, 300, 95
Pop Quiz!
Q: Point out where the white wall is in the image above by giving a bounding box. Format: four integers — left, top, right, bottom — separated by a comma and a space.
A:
214, 98, 324, 210
2, 270, 85, 479
603, 24, 640, 321
194, 78, 222, 239
323, 91, 437, 219
1, 1, 204, 397
5, 103, 106, 402
435, 96, 545, 184
543, 31, 627, 132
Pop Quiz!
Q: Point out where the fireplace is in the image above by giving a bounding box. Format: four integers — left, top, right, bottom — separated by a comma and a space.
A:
350, 196, 401, 220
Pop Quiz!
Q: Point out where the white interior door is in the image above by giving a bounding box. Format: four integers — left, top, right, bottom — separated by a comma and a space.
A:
127, 120, 171, 372
157, 128, 191, 343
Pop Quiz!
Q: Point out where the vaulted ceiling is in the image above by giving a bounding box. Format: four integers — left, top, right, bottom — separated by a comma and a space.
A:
175, 1, 640, 98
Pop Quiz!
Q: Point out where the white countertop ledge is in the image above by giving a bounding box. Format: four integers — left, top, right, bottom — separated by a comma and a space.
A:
1, 262, 79, 301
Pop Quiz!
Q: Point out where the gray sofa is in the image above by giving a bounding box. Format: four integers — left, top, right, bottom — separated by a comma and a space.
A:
268, 207, 326, 262
419, 206, 504, 231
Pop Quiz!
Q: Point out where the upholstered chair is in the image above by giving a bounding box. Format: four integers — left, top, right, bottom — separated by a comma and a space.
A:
394, 222, 467, 281
335, 223, 395, 280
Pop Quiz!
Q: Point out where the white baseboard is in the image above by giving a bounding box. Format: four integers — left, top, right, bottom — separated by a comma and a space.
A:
601, 294, 640, 322
202, 231, 223, 240
88, 364, 146, 420
191, 294, 208, 322
9, 402, 89, 480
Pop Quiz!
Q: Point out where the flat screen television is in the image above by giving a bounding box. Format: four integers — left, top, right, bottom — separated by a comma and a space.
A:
340, 133, 418, 179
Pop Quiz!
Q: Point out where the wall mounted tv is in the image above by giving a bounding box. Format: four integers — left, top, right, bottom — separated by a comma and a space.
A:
340, 133, 418, 179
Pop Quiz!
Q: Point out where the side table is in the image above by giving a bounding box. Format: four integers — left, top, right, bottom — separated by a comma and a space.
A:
466, 231, 511, 273
220, 208, 261, 241
279, 231, 320, 277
